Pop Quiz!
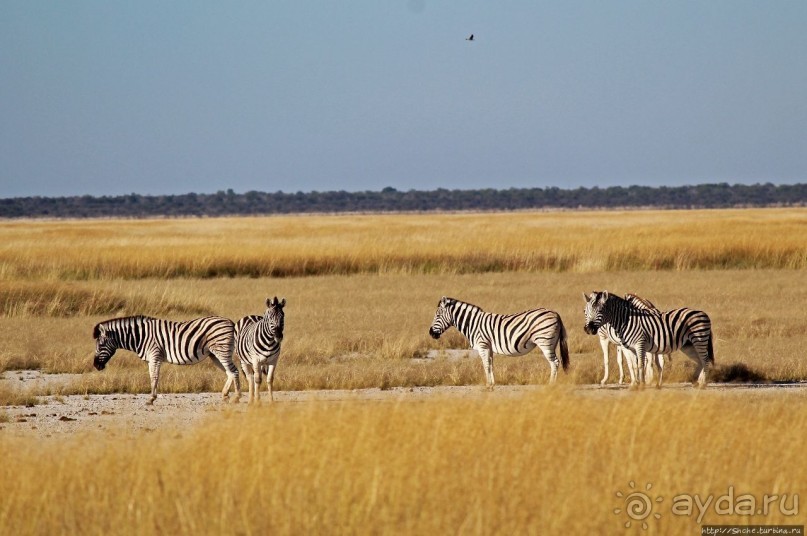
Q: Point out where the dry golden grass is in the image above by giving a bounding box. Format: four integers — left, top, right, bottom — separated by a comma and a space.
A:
0, 281, 211, 317
1, 390, 805, 535
1, 210, 805, 534
0, 209, 805, 280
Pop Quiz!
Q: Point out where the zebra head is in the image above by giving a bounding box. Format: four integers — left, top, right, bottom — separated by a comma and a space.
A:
429, 296, 456, 339
265, 297, 286, 341
583, 291, 610, 335
92, 323, 118, 371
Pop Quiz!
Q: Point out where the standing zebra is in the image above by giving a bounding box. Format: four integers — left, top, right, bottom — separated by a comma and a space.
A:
234, 297, 285, 404
598, 293, 666, 386
93, 315, 240, 405
429, 296, 569, 388
583, 291, 714, 388
624, 293, 669, 385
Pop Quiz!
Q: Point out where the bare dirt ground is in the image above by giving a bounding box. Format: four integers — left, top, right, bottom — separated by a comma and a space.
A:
2, 370, 806, 438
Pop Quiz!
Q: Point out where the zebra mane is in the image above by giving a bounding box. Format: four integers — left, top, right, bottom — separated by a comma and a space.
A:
624, 293, 659, 311
443, 297, 483, 313
593, 291, 629, 308
93, 315, 152, 339
599, 292, 658, 316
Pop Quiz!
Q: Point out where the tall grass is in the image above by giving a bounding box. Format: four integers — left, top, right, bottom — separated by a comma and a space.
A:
1, 390, 805, 534
1, 209, 805, 280
0, 281, 212, 317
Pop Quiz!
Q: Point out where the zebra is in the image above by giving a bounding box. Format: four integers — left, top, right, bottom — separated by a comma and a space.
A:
428, 296, 569, 388
234, 297, 285, 404
583, 291, 714, 388
598, 293, 667, 386
92, 315, 240, 405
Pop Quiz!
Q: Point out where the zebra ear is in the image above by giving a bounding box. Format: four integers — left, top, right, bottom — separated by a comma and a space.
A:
279, 298, 286, 308
583, 292, 592, 302
267, 297, 278, 308
599, 291, 610, 303
93, 324, 102, 339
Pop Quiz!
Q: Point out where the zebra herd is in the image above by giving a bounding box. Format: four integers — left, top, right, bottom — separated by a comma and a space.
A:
91, 291, 714, 404
93, 297, 286, 405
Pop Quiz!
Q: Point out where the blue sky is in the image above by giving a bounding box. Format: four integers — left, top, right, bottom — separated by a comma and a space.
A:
1, 1, 805, 197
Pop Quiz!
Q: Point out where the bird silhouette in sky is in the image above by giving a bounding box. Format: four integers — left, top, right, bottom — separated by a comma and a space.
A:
466, 34, 474, 41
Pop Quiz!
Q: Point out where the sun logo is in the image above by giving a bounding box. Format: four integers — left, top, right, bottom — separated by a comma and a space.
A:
613, 481, 663, 530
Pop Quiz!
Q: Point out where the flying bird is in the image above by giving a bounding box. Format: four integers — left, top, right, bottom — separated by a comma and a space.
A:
466, 34, 474, 41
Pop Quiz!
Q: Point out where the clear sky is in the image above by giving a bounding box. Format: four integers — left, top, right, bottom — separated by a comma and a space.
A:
1, 1, 805, 197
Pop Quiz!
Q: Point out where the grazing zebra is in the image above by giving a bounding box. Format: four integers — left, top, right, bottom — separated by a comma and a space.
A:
235, 297, 285, 404
583, 291, 714, 388
598, 293, 667, 386
428, 296, 569, 388
92, 315, 240, 405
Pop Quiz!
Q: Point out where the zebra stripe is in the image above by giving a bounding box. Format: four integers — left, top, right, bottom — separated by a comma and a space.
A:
235, 297, 285, 404
92, 315, 240, 404
584, 291, 714, 388
429, 296, 569, 388
597, 293, 666, 386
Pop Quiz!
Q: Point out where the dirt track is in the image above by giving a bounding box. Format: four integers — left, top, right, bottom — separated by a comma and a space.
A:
2, 370, 807, 438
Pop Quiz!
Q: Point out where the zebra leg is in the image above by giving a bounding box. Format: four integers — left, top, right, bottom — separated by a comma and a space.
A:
616, 346, 627, 385
623, 348, 638, 387
211, 351, 241, 403
681, 343, 708, 387
241, 361, 255, 403
599, 334, 610, 385
537, 344, 560, 384
635, 344, 648, 388
645, 355, 655, 384
476, 344, 494, 390
147, 359, 161, 405
265, 363, 276, 403
654, 354, 665, 388
253, 363, 263, 405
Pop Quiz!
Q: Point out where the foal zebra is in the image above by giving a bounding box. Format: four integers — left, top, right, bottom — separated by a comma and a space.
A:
583, 291, 714, 388
234, 297, 285, 404
93, 315, 240, 404
598, 293, 666, 386
429, 296, 569, 388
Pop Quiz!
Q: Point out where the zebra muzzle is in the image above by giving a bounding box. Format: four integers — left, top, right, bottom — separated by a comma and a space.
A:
428, 328, 441, 339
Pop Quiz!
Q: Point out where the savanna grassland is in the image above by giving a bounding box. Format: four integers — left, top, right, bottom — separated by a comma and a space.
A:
1, 208, 806, 534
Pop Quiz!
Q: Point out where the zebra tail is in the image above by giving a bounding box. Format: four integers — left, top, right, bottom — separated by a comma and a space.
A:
558, 316, 570, 372
707, 332, 715, 364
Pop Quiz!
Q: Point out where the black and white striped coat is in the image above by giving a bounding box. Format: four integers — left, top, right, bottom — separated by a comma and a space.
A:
584, 291, 714, 387
235, 297, 285, 403
429, 296, 569, 388
92, 315, 239, 404
597, 293, 666, 386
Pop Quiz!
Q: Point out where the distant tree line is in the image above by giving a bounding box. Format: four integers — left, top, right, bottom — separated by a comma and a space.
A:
1, 182, 805, 218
